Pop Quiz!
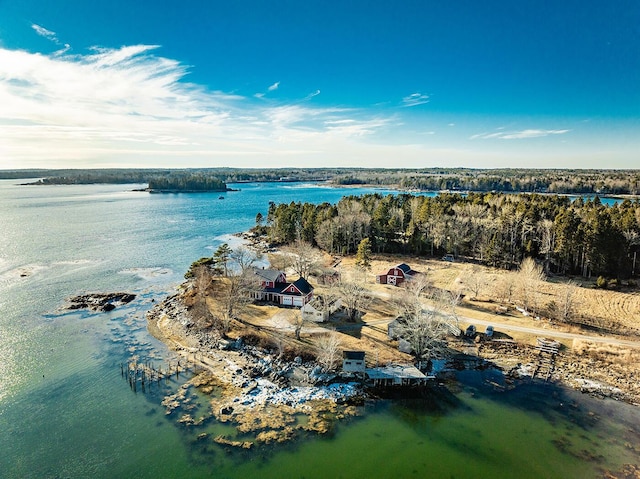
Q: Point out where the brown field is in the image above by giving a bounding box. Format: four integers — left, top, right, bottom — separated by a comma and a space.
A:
361, 255, 640, 335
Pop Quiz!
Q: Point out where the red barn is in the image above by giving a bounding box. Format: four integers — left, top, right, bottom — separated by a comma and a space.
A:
376, 263, 416, 286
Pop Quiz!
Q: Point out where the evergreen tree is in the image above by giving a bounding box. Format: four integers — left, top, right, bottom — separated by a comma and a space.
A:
355, 238, 372, 270
213, 243, 233, 276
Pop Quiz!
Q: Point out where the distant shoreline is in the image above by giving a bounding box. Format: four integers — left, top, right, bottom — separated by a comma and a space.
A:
140, 187, 236, 194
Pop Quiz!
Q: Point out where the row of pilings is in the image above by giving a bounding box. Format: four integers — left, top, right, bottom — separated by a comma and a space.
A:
120, 354, 202, 393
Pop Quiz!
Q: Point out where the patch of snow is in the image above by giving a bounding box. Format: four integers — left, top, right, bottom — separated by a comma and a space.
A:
232, 380, 361, 410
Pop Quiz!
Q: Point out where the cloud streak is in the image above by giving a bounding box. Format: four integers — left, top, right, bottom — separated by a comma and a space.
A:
402, 92, 430, 107
32, 24, 59, 42
470, 129, 570, 140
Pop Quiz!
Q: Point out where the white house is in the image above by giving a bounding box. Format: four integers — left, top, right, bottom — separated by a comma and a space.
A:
301, 296, 342, 323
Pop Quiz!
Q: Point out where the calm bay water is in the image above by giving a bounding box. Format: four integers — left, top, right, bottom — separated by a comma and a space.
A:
0, 180, 637, 478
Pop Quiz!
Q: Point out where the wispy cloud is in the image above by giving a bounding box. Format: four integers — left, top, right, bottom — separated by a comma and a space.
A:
470, 129, 571, 140
0, 43, 390, 168
402, 92, 430, 107
32, 24, 58, 42
254, 81, 281, 98
304, 89, 321, 101
31, 23, 71, 55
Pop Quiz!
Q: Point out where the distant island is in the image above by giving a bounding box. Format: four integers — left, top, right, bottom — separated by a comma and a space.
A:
146, 174, 229, 193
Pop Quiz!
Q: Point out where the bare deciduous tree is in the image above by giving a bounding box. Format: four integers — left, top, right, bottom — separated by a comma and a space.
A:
516, 257, 545, 315
336, 280, 372, 322
538, 219, 555, 274
281, 240, 323, 279
287, 308, 305, 340
392, 289, 460, 364
496, 273, 516, 304
230, 246, 261, 273
191, 264, 215, 328
211, 269, 259, 333
557, 280, 578, 323
316, 330, 342, 371
404, 272, 432, 299
314, 217, 337, 253
465, 267, 485, 300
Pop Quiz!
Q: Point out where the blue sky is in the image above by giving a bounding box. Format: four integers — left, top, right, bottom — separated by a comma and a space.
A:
0, 0, 638, 169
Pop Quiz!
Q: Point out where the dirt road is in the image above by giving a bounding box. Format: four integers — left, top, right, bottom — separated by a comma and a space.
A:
364, 288, 640, 349
457, 315, 640, 349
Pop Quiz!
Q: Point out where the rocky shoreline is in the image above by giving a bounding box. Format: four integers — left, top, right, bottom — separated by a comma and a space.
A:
477, 340, 640, 404
147, 293, 365, 446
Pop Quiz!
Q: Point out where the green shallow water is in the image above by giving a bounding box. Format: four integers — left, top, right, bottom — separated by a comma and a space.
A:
0, 180, 638, 478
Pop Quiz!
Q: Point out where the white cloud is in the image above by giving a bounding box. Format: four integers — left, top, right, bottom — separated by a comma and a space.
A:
268, 81, 280, 91
470, 129, 571, 140
402, 92, 430, 107
0, 44, 391, 168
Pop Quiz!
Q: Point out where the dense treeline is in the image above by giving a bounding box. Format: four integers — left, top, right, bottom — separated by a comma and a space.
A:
10, 169, 157, 184
265, 193, 640, 279
147, 174, 227, 192
332, 169, 640, 195
8, 168, 333, 185
4, 167, 640, 196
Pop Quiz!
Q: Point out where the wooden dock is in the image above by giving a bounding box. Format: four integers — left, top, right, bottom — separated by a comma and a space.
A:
532, 338, 560, 381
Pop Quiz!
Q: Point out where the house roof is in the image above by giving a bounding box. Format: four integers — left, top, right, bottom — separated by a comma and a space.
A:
343, 351, 365, 360
262, 277, 313, 296
253, 268, 284, 282
365, 364, 427, 380
292, 277, 313, 295
261, 282, 289, 294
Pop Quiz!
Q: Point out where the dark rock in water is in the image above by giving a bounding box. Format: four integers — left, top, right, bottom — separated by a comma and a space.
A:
102, 303, 116, 312
120, 294, 136, 303
66, 292, 137, 312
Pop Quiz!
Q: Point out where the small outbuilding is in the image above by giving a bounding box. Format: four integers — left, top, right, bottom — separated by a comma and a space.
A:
365, 364, 433, 387
342, 351, 366, 374
301, 296, 342, 323
376, 263, 416, 286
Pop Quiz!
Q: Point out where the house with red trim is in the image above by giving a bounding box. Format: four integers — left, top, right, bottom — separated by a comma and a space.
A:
252, 268, 314, 307
375, 263, 416, 286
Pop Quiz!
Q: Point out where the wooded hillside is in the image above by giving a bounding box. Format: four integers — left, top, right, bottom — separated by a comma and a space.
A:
264, 192, 640, 279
